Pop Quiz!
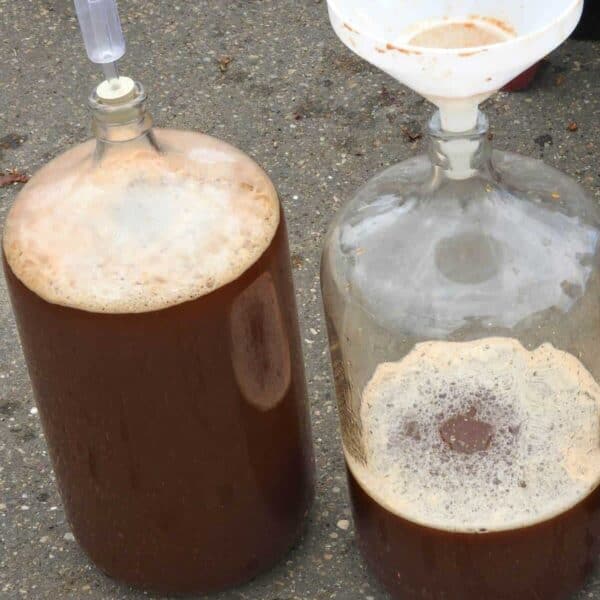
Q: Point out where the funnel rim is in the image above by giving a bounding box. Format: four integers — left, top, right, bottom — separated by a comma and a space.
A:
327, 0, 583, 56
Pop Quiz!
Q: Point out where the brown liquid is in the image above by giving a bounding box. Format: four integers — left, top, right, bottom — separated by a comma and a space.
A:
3, 216, 314, 594
348, 468, 600, 599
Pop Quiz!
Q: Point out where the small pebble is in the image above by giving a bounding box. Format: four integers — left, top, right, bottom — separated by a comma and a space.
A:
63, 533, 75, 542
39, 536, 49, 544
20, 505, 29, 511
324, 553, 333, 561
337, 519, 350, 530
29, 407, 38, 415
0, 503, 6, 511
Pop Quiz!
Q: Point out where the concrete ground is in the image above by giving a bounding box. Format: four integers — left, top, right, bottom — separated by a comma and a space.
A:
1, 1, 600, 598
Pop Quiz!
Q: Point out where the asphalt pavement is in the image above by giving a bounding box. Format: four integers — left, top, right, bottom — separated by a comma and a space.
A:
1, 1, 600, 598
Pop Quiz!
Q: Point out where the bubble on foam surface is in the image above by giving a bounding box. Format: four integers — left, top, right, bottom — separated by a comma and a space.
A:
3, 129, 279, 313
347, 338, 600, 533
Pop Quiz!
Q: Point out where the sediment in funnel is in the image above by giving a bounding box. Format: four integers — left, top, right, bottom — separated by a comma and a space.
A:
409, 20, 513, 49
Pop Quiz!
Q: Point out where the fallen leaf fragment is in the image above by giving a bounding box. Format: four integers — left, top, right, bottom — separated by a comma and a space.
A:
401, 126, 422, 142
0, 170, 29, 186
218, 55, 233, 73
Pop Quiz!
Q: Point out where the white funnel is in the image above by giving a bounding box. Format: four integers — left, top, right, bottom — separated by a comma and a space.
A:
327, 0, 583, 131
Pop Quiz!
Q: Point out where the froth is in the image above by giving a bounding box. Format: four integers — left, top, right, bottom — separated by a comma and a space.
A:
3, 130, 280, 313
347, 338, 600, 533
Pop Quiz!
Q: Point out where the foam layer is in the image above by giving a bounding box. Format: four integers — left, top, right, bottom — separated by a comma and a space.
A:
3, 129, 280, 313
347, 338, 600, 533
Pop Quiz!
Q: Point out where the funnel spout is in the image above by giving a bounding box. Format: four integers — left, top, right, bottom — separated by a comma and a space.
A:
427, 95, 493, 133
428, 110, 492, 180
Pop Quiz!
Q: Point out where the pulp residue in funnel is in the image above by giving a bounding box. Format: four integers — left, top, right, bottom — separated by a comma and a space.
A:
410, 19, 513, 49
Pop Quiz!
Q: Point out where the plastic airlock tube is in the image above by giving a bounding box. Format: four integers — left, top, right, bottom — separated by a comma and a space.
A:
73, 0, 134, 99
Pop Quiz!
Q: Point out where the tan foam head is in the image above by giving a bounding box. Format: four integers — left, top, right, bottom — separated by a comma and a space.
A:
3, 129, 280, 313
347, 338, 600, 533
